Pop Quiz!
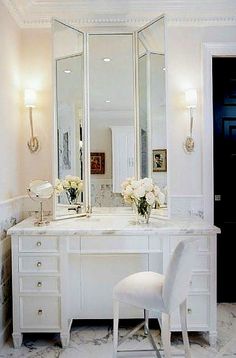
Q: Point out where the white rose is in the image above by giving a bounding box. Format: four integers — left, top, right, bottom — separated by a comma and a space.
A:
154, 185, 161, 196
131, 180, 141, 189
142, 178, 153, 186
121, 180, 129, 189
145, 191, 155, 205
63, 180, 70, 189
124, 195, 133, 204
124, 185, 133, 196
71, 181, 77, 189
133, 186, 146, 199
65, 175, 73, 182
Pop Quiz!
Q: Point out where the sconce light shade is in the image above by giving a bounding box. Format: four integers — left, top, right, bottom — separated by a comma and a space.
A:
185, 89, 197, 108
24, 88, 39, 153
184, 88, 197, 153
24, 88, 36, 108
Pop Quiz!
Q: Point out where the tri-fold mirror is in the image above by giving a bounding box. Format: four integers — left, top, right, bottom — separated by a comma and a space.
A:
52, 16, 167, 220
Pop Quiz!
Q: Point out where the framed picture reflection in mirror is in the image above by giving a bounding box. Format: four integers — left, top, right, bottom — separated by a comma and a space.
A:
153, 149, 167, 172
91, 152, 105, 174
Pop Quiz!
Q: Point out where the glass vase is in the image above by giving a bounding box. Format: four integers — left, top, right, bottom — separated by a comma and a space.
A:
134, 202, 152, 224
66, 189, 78, 205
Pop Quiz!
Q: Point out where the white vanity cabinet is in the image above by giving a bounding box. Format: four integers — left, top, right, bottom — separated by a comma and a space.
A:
11, 234, 70, 348
8, 215, 219, 348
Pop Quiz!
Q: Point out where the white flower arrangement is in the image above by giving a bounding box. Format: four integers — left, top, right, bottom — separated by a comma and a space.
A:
121, 177, 164, 221
55, 175, 83, 204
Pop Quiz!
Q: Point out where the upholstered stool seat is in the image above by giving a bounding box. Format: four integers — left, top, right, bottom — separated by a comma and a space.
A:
114, 271, 165, 312
113, 238, 198, 358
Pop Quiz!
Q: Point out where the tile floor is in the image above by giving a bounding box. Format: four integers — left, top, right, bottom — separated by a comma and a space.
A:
0, 303, 235, 357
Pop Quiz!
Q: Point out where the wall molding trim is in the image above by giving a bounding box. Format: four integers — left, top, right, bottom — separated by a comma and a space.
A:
0, 195, 26, 208
8, 15, 236, 29
202, 42, 236, 223
168, 16, 236, 27
2, 0, 236, 28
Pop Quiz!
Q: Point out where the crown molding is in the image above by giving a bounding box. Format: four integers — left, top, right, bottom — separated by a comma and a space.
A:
19, 16, 236, 29
2, 0, 236, 28
168, 15, 236, 26
2, 0, 24, 27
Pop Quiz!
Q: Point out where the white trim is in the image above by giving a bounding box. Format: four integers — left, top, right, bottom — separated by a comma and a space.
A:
202, 43, 236, 223
0, 195, 26, 207
10, 16, 236, 29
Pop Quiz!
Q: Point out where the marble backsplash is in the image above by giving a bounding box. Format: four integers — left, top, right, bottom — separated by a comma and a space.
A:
91, 179, 126, 207
90, 179, 204, 219
170, 195, 204, 218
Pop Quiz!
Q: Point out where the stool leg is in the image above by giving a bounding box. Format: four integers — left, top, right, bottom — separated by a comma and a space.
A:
144, 309, 149, 335
180, 299, 191, 358
113, 300, 119, 358
161, 313, 171, 358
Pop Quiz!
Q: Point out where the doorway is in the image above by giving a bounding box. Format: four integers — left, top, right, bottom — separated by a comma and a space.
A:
213, 57, 236, 302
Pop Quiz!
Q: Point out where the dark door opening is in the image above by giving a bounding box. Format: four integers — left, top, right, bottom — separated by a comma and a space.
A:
213, 57, 236, 303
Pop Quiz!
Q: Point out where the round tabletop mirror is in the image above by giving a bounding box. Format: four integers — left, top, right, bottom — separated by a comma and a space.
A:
29, 180, 54, 199
28, 180, 54, 226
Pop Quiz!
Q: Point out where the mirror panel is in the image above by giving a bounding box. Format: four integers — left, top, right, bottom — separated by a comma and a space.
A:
53, 20, 86, 218
89, 34, 135, 207
138, 17, 168, 211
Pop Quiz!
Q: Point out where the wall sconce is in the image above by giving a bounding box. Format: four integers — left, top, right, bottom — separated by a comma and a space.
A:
184, 88, 197, 153
24, 88, 39, 153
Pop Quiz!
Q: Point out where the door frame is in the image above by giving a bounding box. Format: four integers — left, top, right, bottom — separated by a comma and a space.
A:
202, 43, 236, 223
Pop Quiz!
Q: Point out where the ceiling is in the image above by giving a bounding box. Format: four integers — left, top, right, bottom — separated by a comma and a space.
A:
3, 0, 236, 28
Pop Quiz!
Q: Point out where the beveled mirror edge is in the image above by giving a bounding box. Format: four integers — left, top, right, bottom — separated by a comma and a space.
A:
52, 18, 88, 220
136, 14, 170, 219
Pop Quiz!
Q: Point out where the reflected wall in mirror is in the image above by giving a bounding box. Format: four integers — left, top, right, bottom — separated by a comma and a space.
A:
89, 34, 135, 207
53, 20, 86, 219
138, 16, 167, 208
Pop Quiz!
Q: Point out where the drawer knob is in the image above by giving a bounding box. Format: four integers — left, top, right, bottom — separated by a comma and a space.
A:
188, 308, 192, 314
38, 309, 43, 315
36, 241, 42, 247
37, 281, 42, 288
36, 261, 42, 267
190, 280, 193, 286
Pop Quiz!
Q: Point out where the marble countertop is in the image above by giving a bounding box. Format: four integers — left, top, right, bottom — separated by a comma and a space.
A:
8, 211, 220, 236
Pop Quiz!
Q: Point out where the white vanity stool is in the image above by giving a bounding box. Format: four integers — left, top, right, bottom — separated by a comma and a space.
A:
113, 238, 199, 358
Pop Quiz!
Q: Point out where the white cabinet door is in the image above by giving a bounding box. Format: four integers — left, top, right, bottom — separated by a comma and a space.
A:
111, 126, 135, 193
79, 254, 148, 318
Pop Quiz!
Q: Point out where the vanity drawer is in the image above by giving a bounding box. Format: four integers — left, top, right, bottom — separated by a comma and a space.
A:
189, 274, 209, 293
193, 254, 210, 272
170, 236, 209, 253
19, 256, 59, 273
19, 276, 60, 293
81, 236, 148, 253
19, 236, 59, 253
20, 296, 60, 330
171, 295, 209, 329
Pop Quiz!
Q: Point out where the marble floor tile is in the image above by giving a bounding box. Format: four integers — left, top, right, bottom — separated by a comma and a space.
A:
0, 304, 235, 358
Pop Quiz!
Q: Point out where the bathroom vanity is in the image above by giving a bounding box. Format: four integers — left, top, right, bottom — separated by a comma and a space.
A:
8, 212, 220, 348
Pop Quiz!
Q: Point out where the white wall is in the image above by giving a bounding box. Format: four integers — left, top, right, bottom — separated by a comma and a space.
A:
0, 1, 23, 348
166, 24, 236, 215
21, 28, 53, 189
0, 1, 22, 201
